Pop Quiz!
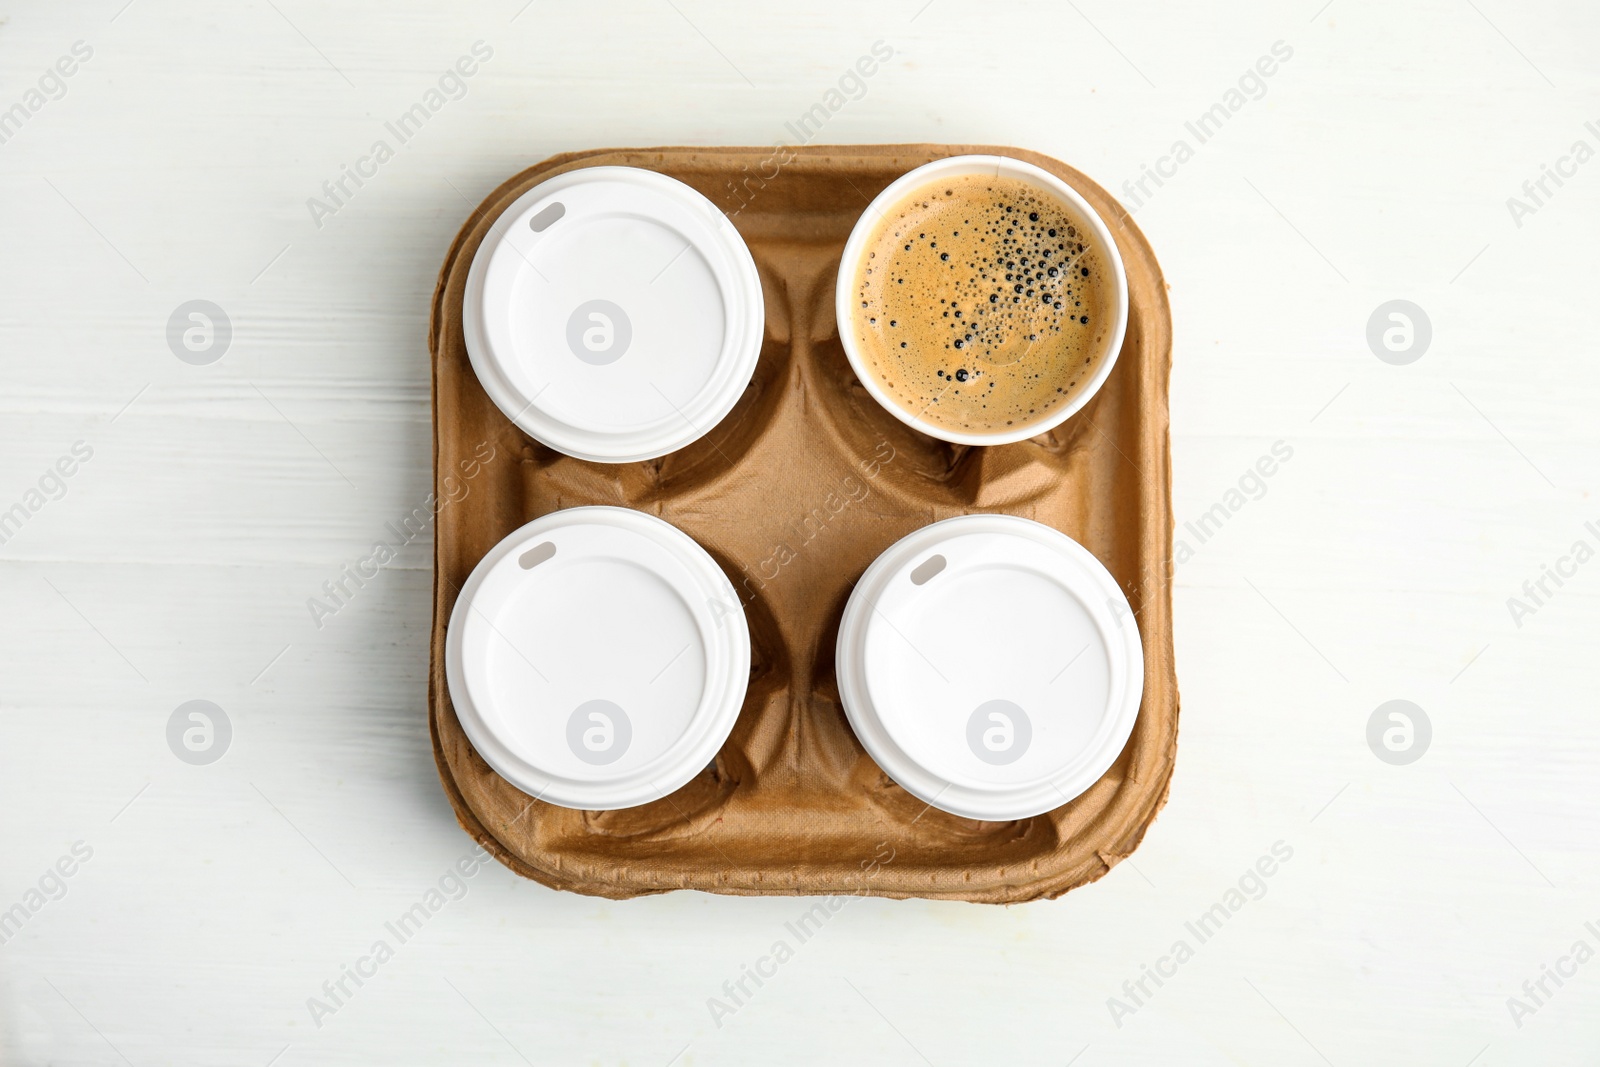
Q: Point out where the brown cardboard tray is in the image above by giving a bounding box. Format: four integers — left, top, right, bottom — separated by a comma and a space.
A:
427, 144, 1176, 902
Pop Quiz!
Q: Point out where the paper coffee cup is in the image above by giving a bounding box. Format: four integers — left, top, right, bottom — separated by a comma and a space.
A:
836, 514, 1143, 821
445, 506, 750, 810
463, 166, 764, 463
835, 155, 1129, 446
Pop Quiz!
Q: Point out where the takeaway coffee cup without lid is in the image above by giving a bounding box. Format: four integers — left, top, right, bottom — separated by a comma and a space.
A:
836, 514, 1143, 821
445, 506, 750, 810
835, 154, 1130, 447
463, 166, 764, 463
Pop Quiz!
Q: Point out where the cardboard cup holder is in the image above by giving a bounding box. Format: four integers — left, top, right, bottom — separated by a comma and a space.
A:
428, 145, 1177, 902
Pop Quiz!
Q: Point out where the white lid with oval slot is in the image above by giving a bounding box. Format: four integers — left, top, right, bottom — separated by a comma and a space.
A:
462, 166, 764, 463
445, 506, 750, 810
836, 514, 1143, 821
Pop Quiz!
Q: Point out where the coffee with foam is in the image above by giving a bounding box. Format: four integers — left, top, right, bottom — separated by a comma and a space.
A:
849, 173, 1112, 436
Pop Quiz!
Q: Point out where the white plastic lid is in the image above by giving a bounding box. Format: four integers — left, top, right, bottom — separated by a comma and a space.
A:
445, 506, 750, 810
462, 166, 764, 463
836, 514, 1143, 821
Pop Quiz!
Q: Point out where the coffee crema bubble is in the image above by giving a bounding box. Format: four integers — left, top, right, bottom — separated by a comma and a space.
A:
851, 173, 1110, 434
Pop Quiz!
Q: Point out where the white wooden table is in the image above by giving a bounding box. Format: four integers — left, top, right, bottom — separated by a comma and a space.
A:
2, 1, 1596, 1062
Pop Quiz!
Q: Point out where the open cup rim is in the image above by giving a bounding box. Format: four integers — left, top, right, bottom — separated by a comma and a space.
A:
834, 154, 1130, 447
